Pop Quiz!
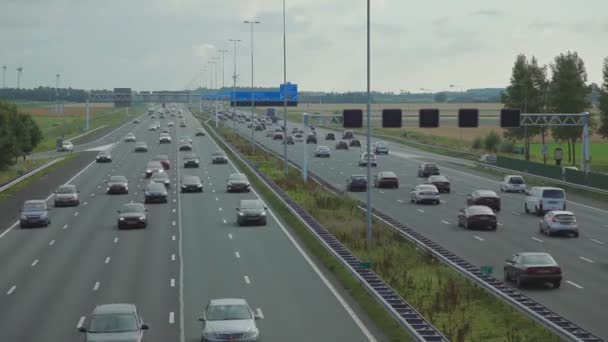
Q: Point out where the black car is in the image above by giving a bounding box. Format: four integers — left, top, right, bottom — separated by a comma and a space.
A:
466, 190, 501, 211
346, 175, 367, 192
227, 173, 251, 192
349, 139, 361, 147
504, 252, 562, 289
418, 163, 439, 177
19, 200, 51, 228
335, 140, 349, 150
306, 134, 317, 144
283, 136, 295, 145
426, 175, 451, 193
211, 152, 228, 164
106, 176, 128, 194
457, 205, 497, 230
117, 202, 148, 229
179, 142, 193, 151
325, 133, 335, 141
181, 175, 203, 193
183, 153, 199, 168
236, 199, 267, 226
195, 128, 206, 136
144, 182, 168, 203
150, 172, 171, 188
272, 133, 284, 141
96, 150, 112, 163
342, 130, 354, 139
255, 125, 264, 131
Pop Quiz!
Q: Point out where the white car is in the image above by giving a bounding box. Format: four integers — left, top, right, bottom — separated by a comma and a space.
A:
168, 121, 175, 127
314, 146, 331, 158
159, 134, 172, 144
539, 211, 579, 237
58, 141, 74, 152
179, 136, 193, 144
199, 298, 261, 342
500, 175, 526, 193
410, 184, 440, 204
374, 141, 389, 154
294, 133, 304, 142
124, 133, 136, 142
524, 186, 566, 216
358, 153, 377, 167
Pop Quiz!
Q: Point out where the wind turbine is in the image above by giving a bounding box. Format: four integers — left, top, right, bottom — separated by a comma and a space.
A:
17, 66, 23, 89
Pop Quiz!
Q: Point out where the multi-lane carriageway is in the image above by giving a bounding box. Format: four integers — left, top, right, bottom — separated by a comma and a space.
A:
225, 112, 608, 340
0, 106, 378, 342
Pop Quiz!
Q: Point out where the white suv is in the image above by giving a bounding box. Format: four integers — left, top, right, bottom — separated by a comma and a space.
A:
374, 141, 389, 154
500, 175, 526, 193
524, 187, 566, 216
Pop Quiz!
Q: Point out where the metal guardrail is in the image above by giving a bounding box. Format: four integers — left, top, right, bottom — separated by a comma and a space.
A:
201, 119, 448, 342
219, 121, 604, 342
0, 157, 66, 193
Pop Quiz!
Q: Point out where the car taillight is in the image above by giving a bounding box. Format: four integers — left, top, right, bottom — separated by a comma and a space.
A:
551, 217, 558, 223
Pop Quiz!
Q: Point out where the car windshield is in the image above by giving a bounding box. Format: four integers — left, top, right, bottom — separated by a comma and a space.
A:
543, 189, 564, 198
183, 176, 199, 184
230, 174, 247, 181
508, 177, 524, 184
520, 254, 555, 265
424, 164, 438, 169
418, 185, 436, 191
109, 176, 126, 183
89, 313, 139, 333
430, 176, 447, 182
241, 201, 263, 209
57, 185, 76, 194
23, 202, 45, 211
206, 304, 251, 321
212, 152, 225, 157
351, 176, 366, 181
121, 204, 144, 213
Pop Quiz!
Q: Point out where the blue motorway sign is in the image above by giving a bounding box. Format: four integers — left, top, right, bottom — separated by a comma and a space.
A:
201, 83, 298, 107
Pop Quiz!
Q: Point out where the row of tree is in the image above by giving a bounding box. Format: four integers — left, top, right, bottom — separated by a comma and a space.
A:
502, 52, 608, 165
0, 87, 96, 102
0, 101, 43, 171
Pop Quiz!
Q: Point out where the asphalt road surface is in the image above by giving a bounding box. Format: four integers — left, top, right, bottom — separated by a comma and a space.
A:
225, 112, 608, 340
0, 106, 376, 342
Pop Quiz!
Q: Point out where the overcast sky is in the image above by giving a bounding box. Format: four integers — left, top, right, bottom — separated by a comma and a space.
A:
1, 0, 607, 92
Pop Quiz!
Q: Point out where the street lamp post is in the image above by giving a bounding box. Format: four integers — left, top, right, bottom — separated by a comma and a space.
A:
218, 49, 228, 90
212, 57, 220, 89
2, 66, 6, 88
244, 20, 261, 154
450, 84, 464, 143
56, 74, 60, 114
229, 39, 242, 134
365, 0, 372, 246
282, 0, 288, 175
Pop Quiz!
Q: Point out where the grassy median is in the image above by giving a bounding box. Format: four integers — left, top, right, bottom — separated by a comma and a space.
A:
197, 114, 562, 341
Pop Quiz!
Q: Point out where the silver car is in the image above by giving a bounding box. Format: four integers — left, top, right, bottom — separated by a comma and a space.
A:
314, 146, 331, 158
199, 298, 261, 342
410, 184, 440, 204
54, 184, 79, 207
79, 303, 149, 342
539, 210, 579, 237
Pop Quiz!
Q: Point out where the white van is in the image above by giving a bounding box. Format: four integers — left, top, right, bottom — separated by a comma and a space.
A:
524, 187, 566, 216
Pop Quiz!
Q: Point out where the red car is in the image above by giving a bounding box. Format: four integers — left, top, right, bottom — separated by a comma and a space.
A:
153, 155, 171, 170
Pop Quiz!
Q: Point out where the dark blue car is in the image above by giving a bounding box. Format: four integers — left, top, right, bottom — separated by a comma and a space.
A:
20, 200, 51, 228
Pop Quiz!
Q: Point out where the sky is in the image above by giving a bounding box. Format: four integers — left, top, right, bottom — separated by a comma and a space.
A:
1, 0, 607, 92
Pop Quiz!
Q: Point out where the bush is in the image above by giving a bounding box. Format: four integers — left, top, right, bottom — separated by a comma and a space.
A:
484, 131, 501, 152
472, 137, 483, 149
499, 140, 515, 153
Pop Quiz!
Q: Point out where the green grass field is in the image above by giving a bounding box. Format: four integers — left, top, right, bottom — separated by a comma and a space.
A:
524, 143, 608, 169
19, 104, 143, 153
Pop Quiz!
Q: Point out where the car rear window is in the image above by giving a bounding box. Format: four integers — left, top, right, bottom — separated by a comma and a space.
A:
555, 214, 575, 221
24, 202, 45, 211
508, 177, 524, 184
521, 254, 555, 265
542, 189, 564, 198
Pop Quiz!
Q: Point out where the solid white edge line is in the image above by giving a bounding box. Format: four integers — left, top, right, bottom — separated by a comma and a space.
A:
566, 280, 584, 289
579, 257, 594, 263
176, 122, 185, 342
76, 316, 86, 329
203, 120, 377, 342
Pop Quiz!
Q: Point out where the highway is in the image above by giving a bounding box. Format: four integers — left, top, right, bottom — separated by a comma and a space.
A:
0, 105, 376, 342
224, 112, 608, 339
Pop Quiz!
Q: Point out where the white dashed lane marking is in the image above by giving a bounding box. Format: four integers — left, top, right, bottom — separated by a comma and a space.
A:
235, 252, 240, 259
113, 237, 119, 243
172, 235, 176, 241
171, 254, 176, 261
170, 278, 176, 287
63, 224, 68, 230
511, 211, 521, 216
441, 220, 450, 224
579, 257, 594, 263
6, 285, 16, 296
49, 240, 55, 246
93, 282, 100, 291
256, 308, 264, 319
31, 259, 39, 267
566, 281, 584, 289
417, 209, 424, 213
105, 257, 111, 264
590, 238, 605, 245
531, 237, 544, 243
169, 312, 175, 324
244, 276, 251, 284
77, 316, 86, 329
473, 236, 484, 241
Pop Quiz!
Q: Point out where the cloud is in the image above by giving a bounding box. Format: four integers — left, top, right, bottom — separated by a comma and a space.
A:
194, 44, 216, 60
471, 9, 503, 17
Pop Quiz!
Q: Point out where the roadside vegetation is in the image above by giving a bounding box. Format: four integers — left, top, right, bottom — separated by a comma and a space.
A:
200, 112, 561, 341
0, 100, 43, 171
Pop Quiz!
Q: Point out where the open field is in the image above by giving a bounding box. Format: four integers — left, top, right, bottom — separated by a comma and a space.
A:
16, 103, 142, 153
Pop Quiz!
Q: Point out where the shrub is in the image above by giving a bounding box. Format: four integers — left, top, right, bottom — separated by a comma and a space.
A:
472, 137, 483, 149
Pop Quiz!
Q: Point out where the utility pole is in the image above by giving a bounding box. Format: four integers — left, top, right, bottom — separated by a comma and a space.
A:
2, 66, 6, 88
218, 49, 228, 89
282, 0, 288, 175
17, 66, 23, 89
244, 20, 261, 153
365, 0, 372, 246
229, 39, 241, 134
56, 74, 60, 114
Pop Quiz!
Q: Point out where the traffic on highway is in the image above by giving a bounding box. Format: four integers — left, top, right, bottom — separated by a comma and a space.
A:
221, 106, 608, 339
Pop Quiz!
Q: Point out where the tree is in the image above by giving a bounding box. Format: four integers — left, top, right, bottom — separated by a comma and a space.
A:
598, 57, 608, 138
484, 131, 501, 152
0, 101, 43, 169
434, 92, 447, 103
547, 51, 591, 165
501, 54, 547, 159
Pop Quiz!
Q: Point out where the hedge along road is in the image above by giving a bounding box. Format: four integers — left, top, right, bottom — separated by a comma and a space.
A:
226, 116, 608, 340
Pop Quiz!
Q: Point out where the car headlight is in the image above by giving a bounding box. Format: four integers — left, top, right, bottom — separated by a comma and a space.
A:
146, 170, 151, 173
139, 216, 146, 220
106, 187, 110, 191
197, 184, 202, 188
238, 211, 244, 216
119, 217, 125, 221
20, 215, 27, 220
261, 211, 266, 216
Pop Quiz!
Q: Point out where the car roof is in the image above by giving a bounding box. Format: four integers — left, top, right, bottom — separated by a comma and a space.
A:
147, 161, 162, 167
475, 190, 498, 197
429, 175, 448, 180
546, 210, 574, 216
229, 173, 246, 178
58, 184, 76, 190
24, 199, 47, 205
182, 175, 200, 181
122, 202, 144, 210
93, 303, 136, 315
209, 298, 248, 306
154, 155, 169, 159
151, 172, 168, 178
350, 174, 366, 178
467, 205, 494, 214
378, 171, 396, 177
535, 186, 564, 191
109, 175, 127, 181
239, 199, 263, 208
417, 184, 437, 189
147, 182, 165, 189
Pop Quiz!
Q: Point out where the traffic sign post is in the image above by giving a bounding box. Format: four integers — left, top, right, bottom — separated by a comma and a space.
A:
480, 265, 493, 275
